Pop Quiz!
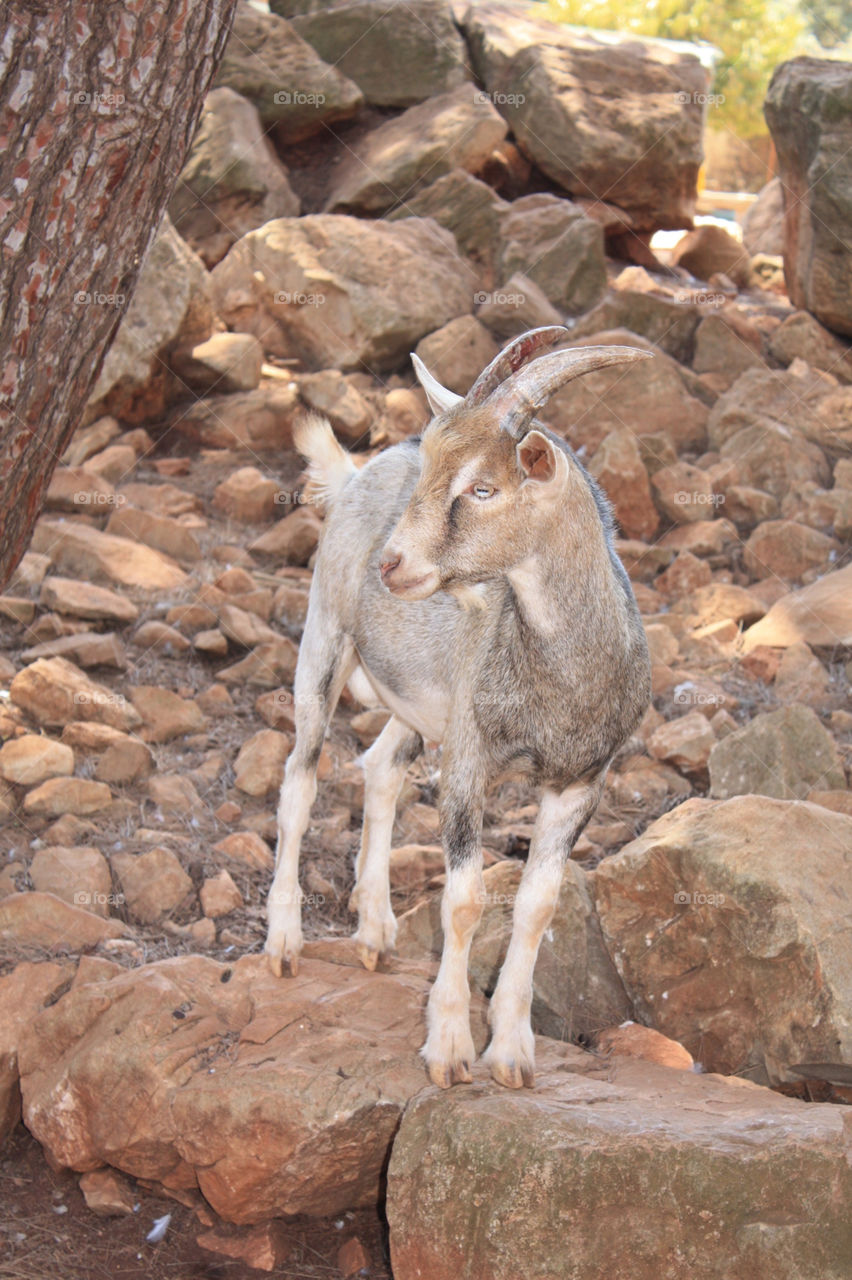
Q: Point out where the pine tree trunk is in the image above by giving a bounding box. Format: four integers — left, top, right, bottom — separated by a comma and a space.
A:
0, 0, 238, 591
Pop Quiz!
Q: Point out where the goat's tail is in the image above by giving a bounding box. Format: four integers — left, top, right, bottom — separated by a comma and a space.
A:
293, 412, 357, 511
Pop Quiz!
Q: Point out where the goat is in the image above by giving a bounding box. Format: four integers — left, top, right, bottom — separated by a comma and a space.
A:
264, 326, 652, 1089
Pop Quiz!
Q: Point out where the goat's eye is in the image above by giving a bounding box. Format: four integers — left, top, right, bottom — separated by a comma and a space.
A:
467, 483, 496, 501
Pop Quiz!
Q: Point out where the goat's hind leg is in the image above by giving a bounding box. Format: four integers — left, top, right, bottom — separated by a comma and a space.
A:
265, 623, 355, 978
484, 772, 606, 1088
349, 715, 423, 970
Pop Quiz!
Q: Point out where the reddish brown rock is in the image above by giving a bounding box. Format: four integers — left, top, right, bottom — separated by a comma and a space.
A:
213, 467, 281, 524
23, 778, 113, 818
233, 729, 290, 797
111, 848, 193, 924
743, 520, 839, 582
10, 658, 142, 732
588, 430, 658, 540
0, 735, 74, 786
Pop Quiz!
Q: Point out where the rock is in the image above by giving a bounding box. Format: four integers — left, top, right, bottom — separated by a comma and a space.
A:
289, 0, 468, 107
0, 735, 74, 786
647, 712, 716, 775
250, 507, 322, 565
743, 562, 852, 650
79, 1168, 136, 1217
112, 849, 193, 924
495, 195, 606, 315
171, 331, 265, 394
0, 962, 70, 1146
200, 870, 243, 918
217, 604, 278, 649
83, 442, 139, 483
18, 954, 445, 1220
193, 628, 229, 656
691, 312, 764, 387
131, 621, 191, 656
0, 892, 128, 951
93, 736, 154, 785
38, 578, 138, 628
198, 1221, 292, 1271
23, 777, 112, 818
298, 371, 371, 444
215, 2, 362, 142
117, 481, 201, 518
211, 467, 280, 525
211, 215, 476, 372
326, 87, 506, 214
29, 846, 113, 917
45, 466, 118, 514
596, 1021, 694, 1070
466, 13, 704, 232
588, 430, 658, 540
19, 631, 126, 670
213, 831, 273, 871
32, 520, 188, 591
654, 550, 712, 599
709, 705, 846, 799
234, 729, 290, 797
743, 520, 839, 581
594, 795, 852, 1081
147, 774, 203, 816
774, 642, 832, 707
387, 1037, 852, 1278
372, 387, 429, 446
769, 311, 852, 385
128, 686, 206, 743
397, 860, 631, 1040
169, 87, 300, 267
741, 177, 784, 256
103, 507, 202, 564
173, 382, 300, 451
413, 318, 499, 397
723, 484, 779, 528
63, 416, 122, 468
87, 217, 214, 422
546, 331, 707, 455
476, 272, 563, 337
217, 639, 299, 688
11, 658, 141, 731
336, 1236, 371, 1278
571, 275, 700, 365
670, 225, 750, 287
765, 58, 852, 336
387, 169, 506, 267
651, 461, 716, 524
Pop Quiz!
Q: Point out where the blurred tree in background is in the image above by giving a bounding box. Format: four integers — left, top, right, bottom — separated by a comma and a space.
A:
546, 0, 805, 136
801, 0, 852, 47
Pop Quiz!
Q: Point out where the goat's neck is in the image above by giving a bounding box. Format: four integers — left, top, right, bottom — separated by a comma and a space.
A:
504, 521, 620, 643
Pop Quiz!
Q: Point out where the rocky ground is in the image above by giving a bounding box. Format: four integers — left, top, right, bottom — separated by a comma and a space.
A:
2, 3, 852, 1278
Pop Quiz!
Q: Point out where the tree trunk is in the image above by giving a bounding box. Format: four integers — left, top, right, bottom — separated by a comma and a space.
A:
0, 0, 238, 591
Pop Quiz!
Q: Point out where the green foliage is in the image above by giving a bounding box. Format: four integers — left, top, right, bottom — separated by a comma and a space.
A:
801, 0, 852, 47
544, 0, 805, 136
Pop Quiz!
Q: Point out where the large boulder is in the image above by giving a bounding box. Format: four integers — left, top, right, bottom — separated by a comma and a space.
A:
593, 796, 852, 1081
764, 58, 852, 336
288, 0, 469, 107
742, 562, 852, 650
741, 177, 784, 256
495, 194, 606, 315
17, 954, 471, 1221
463, 8, 705, 231
708, 705, 846, 799
169, 88, 300, 267
388, 1043, 852, 1280
86, 217, 214, 423
325, 87, 507, 214
387, 169, 507, 268
210, 215, 476, 371
214, 1, 362, 142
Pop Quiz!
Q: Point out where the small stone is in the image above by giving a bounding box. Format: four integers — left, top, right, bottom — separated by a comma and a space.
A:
647, 713, 716, 775
255, 688, 296, 731
32, 520, 187, 591
10, 657, 141, 731
212, 830, 273, 870
744, 520, 840, 582
23, 777, 113, 817
193, 628, 229, 656
655, 551, 712, 600
93, 737, 154, 785
213, 467, 280, 523
250, 507, 322, 565
19, 631, 126, 669
0, 735, 74, 786
79, 1168, 136, 1217
233, 730, 290, 797
147, 774, 204, 816
217, 639, 298, 687
0, 891, 127, 950
132, 621, 191, 654
652, 462, 717, 524
40, 576, 139, 623
129, 686, 206, 743
172, 332, 264, 394
774, 642, 832, 708
200, 870, 243, 918
337, 1236, 371, 1278
596, 1021, 694, 1070
112, 848, 193, 923
29, 846, 113, 917
106, 507, 202, 564
196, 683, 234, 716
215, 801, 242, 824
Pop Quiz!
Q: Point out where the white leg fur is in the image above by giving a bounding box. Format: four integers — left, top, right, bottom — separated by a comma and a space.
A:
265, 758, 316, 977
484, 782, 600, 1088
423, 859, 484, 1088
350, 716, 421, 969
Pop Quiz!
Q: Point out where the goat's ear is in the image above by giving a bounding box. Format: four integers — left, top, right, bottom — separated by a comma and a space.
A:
411, 353, 463, 416
517, 429, 565, 486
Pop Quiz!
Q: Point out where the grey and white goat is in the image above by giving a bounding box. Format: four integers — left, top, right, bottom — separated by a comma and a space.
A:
265, 326, 652, 1089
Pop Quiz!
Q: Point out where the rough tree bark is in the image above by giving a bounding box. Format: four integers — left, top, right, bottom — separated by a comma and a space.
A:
0, 0, 238, 591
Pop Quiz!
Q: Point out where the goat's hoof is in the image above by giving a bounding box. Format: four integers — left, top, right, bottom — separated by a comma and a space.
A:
267, 952, 284, 979
356, 941, 380, 971
488, 1058, 535, 1089
347, 888, 360, 915
427, 1058, 473, 1089
265, 946, 301, 978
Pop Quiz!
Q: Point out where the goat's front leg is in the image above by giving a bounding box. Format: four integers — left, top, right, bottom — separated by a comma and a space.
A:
423, 773, 486, 1089
350, 715, 423, 970
265, 619, 355, 978
484, 773, 606, 1088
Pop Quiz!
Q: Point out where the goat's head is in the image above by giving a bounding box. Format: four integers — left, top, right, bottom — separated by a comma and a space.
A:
379, 327, 651, 600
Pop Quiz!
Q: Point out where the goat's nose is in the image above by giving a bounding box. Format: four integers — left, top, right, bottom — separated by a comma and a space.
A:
380, 554, 401, 581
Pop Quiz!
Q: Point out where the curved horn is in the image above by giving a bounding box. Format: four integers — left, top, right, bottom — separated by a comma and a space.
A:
487, 344, 654, 440
411, 353, 463, 416
465, 325, 570, 406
